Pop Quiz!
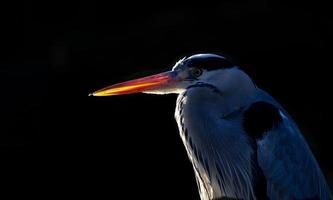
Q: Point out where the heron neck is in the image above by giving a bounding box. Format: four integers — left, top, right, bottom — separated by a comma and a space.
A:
185, 82, 256, 118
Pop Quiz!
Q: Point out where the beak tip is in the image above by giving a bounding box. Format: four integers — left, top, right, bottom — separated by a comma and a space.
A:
88, 93, 94, 96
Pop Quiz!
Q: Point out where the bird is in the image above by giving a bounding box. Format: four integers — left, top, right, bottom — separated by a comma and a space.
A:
91, 54, 332, 200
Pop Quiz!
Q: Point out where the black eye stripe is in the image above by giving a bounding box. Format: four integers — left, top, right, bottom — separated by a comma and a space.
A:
185, 56, 234, 71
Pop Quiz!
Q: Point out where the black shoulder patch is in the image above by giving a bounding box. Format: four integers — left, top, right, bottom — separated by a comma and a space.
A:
243, 101, 282, 139
185, 55, 234, 71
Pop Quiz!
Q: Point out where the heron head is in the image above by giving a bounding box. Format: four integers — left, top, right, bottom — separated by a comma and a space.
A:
91, 53, 251, 96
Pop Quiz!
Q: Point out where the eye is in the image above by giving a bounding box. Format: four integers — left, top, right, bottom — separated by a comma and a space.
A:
190, 68, 203, 78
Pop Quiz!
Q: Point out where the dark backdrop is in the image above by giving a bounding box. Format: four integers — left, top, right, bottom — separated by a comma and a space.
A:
1, 0, 332, 198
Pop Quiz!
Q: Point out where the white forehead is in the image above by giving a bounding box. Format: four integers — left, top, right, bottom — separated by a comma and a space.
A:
172, 54, 226, 71
172, 57, 186, 70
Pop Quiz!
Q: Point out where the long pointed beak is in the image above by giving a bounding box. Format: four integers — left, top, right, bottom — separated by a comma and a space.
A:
90, 71, 178, 96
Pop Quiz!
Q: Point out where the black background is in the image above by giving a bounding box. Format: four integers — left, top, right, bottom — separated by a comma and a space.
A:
1, 0, 332, 198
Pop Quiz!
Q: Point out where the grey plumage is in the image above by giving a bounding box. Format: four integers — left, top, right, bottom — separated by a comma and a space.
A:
172, 54, 331, 200
92, 53, 332, 200
176, 86, 331, 199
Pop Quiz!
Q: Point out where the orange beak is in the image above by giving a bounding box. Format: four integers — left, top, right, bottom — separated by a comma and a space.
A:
90, 71, 178, 96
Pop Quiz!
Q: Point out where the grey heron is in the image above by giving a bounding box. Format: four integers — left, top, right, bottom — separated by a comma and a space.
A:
91, 54, 332, 200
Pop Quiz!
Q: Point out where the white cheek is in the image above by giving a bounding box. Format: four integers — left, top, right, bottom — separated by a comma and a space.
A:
199, 70, 226, 84
143, 82, 188, 95
143, 88, 185, 95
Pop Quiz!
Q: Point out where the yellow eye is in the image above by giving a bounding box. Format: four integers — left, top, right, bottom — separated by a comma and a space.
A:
190, 68, 203, 77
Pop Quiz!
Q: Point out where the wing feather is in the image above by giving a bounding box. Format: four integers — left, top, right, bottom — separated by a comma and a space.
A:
257, 109, 332, 200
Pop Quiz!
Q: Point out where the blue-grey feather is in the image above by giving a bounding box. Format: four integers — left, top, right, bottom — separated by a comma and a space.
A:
175, 85, 332, 200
